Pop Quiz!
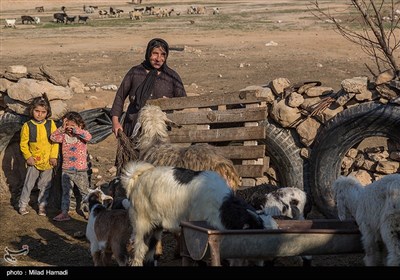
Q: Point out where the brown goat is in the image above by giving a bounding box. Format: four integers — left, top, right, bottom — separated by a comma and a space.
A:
84, 188, 134, 266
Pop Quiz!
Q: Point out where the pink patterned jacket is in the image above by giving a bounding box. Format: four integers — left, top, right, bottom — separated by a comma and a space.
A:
50, 127, 92, 171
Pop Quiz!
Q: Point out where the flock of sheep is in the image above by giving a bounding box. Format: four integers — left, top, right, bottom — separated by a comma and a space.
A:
3, 4, 219, 28
83, 104, 400, 266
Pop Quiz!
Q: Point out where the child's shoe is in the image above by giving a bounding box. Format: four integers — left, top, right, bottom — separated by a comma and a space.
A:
19, 208, 29, 216
53, 212, 71, 222
38, 206, 46, 217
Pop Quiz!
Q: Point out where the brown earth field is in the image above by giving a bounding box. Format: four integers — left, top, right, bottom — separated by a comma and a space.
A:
0, 0, 378, 269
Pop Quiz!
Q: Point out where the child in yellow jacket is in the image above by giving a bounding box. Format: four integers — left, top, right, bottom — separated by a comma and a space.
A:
18, 94, 58, 216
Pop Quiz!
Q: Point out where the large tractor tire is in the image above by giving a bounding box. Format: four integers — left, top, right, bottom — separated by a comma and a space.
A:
261, 120, 305, 190
259, 120, 312, 214
310, 102, 400, 218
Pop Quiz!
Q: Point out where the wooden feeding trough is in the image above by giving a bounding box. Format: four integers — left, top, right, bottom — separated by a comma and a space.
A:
179, 219, 363, 266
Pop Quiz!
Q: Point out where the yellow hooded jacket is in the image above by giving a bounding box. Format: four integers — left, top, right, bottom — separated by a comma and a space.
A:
20, 119, 59, 170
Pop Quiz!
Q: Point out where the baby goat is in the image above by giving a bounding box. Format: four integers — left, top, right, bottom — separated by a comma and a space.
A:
84, 188, 133, 266
261, 187, 311, 267
261, 187, 307, 220
333, 174, 400, 266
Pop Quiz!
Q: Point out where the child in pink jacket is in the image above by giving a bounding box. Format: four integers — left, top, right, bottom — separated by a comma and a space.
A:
50, 111, 92, 221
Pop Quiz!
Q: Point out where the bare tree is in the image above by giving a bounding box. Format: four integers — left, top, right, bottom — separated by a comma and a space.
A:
309, 0, 400, 79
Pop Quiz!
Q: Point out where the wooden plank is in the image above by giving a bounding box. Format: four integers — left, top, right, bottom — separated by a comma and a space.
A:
235, 165, 265, 177
241, 178, 256, 187
169, 126, 265, 143
166, 107, 267, 125
214, 145, 265, 159
147, 90, 269, 110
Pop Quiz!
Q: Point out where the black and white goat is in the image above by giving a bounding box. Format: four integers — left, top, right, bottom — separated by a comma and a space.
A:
333, 174, 400, 266
261, 187, 311, 266
121, 161, 277, 266
260, 187, 307, 220
84, 188, 133, 266
132, 104, 241, 191
231, 187, 309, 266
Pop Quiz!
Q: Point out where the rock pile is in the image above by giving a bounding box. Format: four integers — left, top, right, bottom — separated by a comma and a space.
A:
242, 72, 400, 185
0, 64, 118, 119
0, 65, 85, 120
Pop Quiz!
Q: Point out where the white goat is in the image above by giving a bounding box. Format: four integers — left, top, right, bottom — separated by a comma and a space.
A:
121, 161, 277, 266
132, 104, 241, 191
333, 174, 400, 266
4, 19, 16, 28
84, 188, 133, 266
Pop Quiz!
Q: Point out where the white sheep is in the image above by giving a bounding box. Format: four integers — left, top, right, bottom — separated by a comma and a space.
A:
333, 174, 400, 266
84, 188, 133, 266
121, 161, 277, 266
132, 104, 241, 191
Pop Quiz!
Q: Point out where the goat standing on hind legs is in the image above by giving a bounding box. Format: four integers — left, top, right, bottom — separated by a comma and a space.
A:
333, 174, 400, 266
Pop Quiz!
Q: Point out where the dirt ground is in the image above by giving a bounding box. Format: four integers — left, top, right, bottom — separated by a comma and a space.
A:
0, 0, 369, 267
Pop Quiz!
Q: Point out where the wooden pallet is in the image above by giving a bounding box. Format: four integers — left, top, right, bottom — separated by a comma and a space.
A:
147, 89, 269, 186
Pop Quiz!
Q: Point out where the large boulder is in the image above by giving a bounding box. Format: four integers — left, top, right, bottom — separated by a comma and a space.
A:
7, 78, 74, 102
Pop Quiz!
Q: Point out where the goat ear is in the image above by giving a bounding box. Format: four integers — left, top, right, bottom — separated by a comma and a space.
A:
291, 205, 302, 220
104, 199, 113, 209
260, 214, 279, 229
131, 122, 141, 139
165, 118, 182, 128
100, 191, 114, 201
246, 208, 261, 224
83, 187, 97, 203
